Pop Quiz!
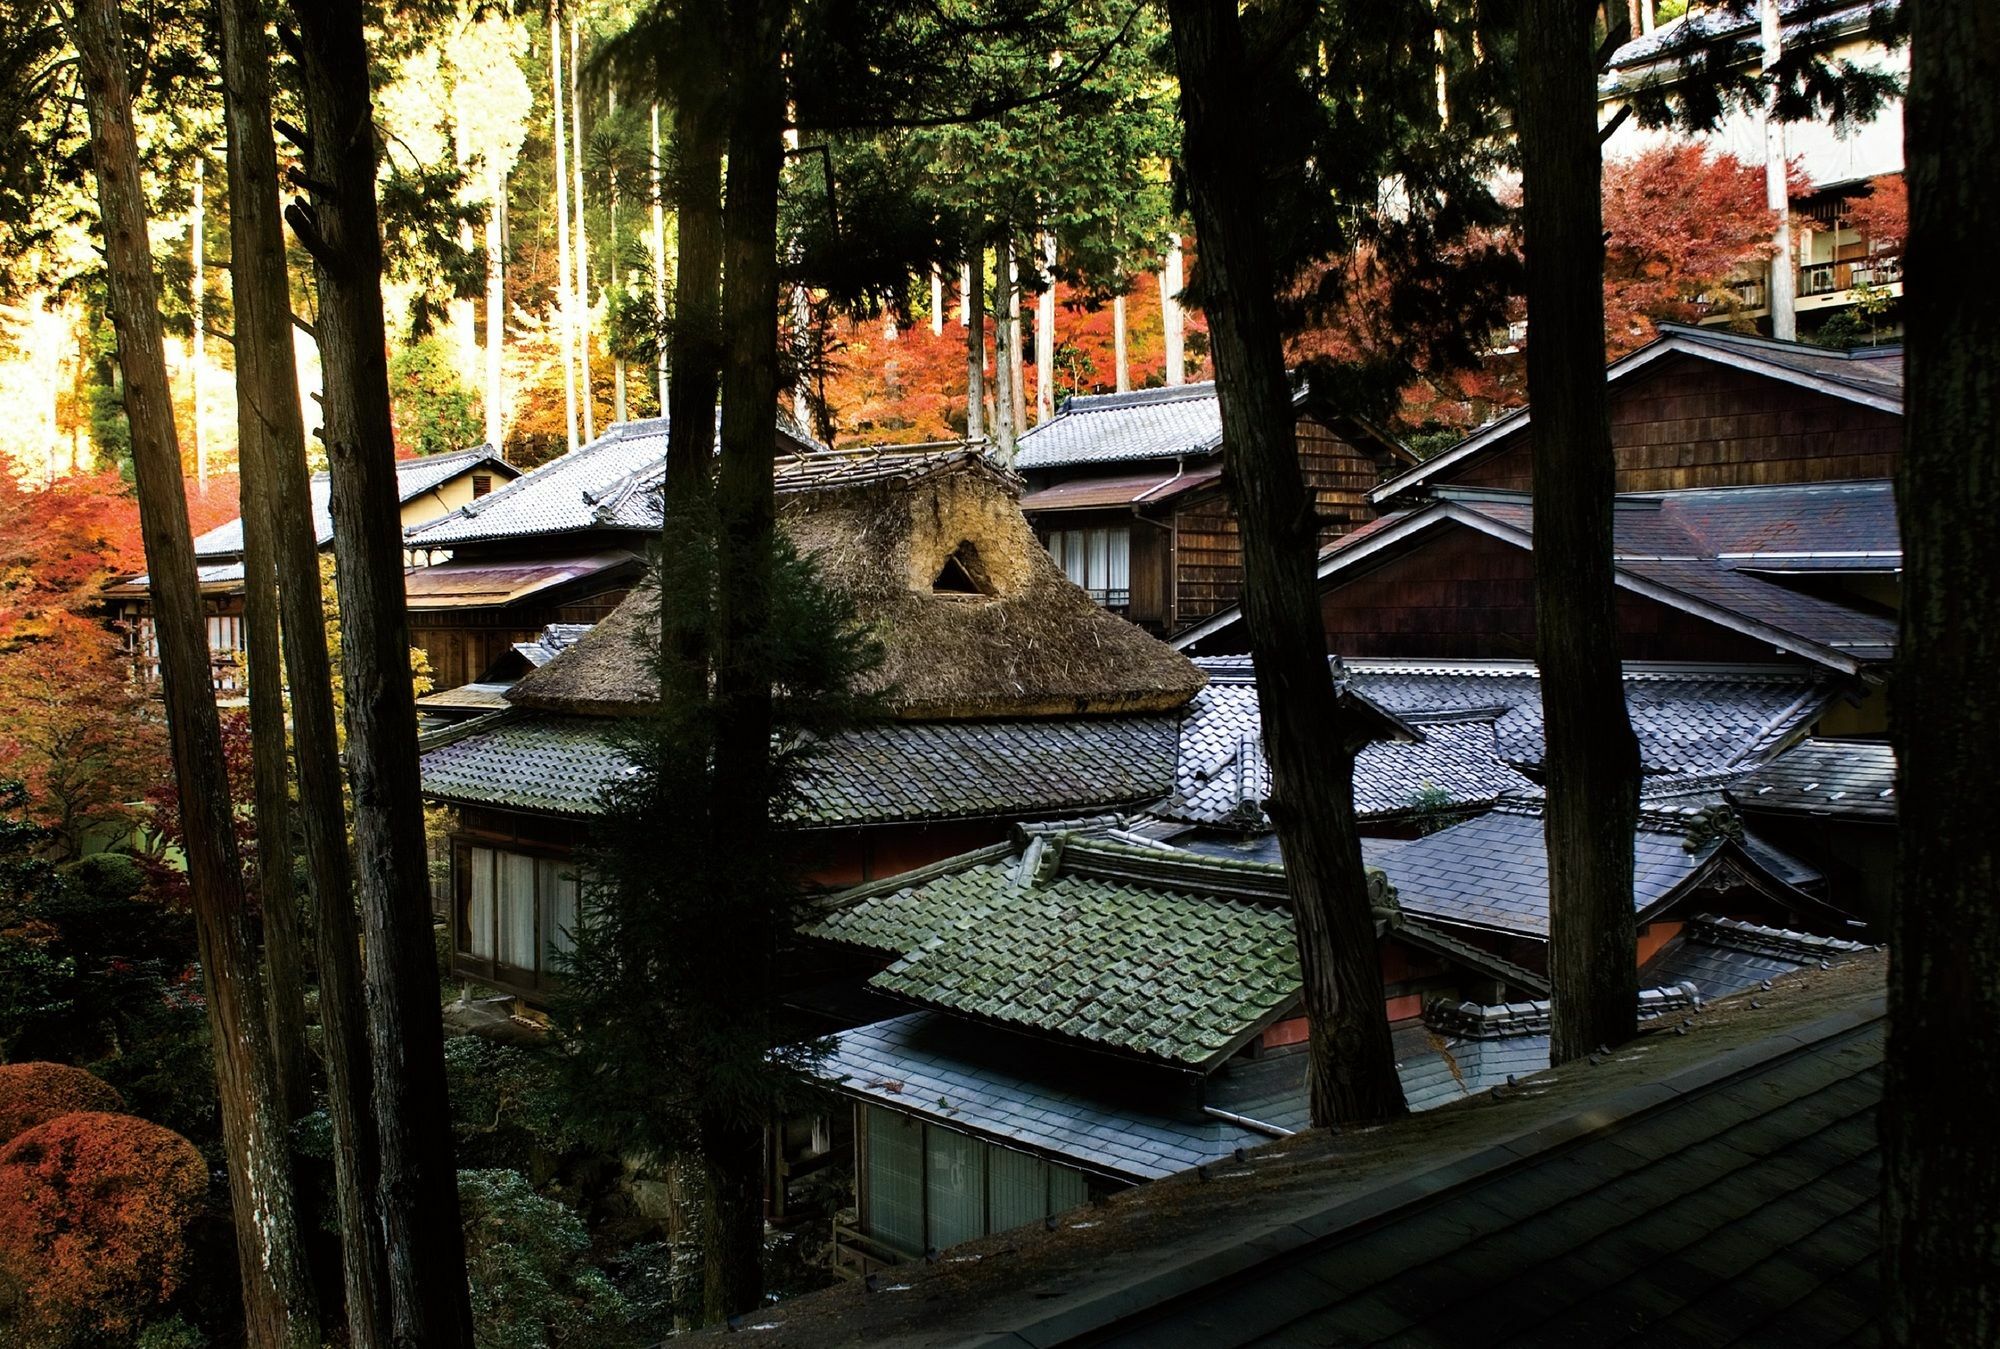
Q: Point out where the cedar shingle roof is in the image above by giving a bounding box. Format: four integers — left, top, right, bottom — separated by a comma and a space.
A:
418, 710, 1182, 828
1725, 737, 1897, 820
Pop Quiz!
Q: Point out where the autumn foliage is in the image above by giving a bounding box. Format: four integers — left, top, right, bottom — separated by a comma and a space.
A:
819, 276, 1211, 445
1600, 143, 1779, 354
0, 1110, 207, 1341
0, 1063, 125, 1144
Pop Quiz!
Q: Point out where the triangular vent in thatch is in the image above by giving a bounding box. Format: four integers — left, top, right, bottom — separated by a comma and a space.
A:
508, 449, 1206, 720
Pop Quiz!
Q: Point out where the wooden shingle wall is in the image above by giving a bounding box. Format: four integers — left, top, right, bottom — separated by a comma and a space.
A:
1449, 354, 1902, 494
1170, 416, 1398, 628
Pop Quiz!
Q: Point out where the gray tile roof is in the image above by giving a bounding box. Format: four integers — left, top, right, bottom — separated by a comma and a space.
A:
1726, 737, 1897, 820
1167, 678, 1539, 827
821, 1011, 1271, 1183
192, 446, 512, 559
403, 417, 896, 548
1606, 0, 1893, 72
1188, 656, 1837, 787
418, 710, 1181, 828
1640, 914, 1874, 1003
512, 624, 594, 668
1014, 382, 1227, 470
1368, 802, 1826, 939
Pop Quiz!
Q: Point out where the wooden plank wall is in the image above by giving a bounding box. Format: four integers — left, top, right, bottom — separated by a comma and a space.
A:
1171, 416, 1396, 626
1450, 354, 1902, 493
411, 586, 630, 688
1317, 527, 1785, 662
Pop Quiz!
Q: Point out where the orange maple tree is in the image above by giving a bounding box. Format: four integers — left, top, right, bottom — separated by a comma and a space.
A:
0, 1110, 207, 1341
0, 1064, 125, 1146
818, 277, 1213, 445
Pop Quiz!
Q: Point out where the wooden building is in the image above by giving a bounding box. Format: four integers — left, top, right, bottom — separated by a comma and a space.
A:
803, 823, 1555, 1271
1371, 324, 1903, 506
397, 415, 823, 689
1013, 382, 1413, 636
104, 446, 517, 692
418, 446, 1208, 1003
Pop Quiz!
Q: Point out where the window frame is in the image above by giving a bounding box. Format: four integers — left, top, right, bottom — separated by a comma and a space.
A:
451, 836, 581, 997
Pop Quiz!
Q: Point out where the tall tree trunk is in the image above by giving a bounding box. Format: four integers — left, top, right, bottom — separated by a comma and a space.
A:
287, 4, 474, 1344
650, 101, 669, 413
191, 153, 206, 489
965, 238, 985, 440
69, 1, 319, 1341
1112, 290, 1130, 392
220, 1, 392, 1338
1760, 0, 1796, 342
485, 173, 506, 448
1036, 233, 1055, 421
704, 0, 788, 1318
1161, 233, 1186, 386
229, 169, 311, 1138
1165, 0, 1407, 1127
552, 6, 579, 454
572, 13, 595, 444
1884, 0, 2000, 1340
1517, 0, 1641, 1064
993, 232, 1017, 460
931, 261, 944, 336
1008, 246, 1026, 434
666, 9, 725, 501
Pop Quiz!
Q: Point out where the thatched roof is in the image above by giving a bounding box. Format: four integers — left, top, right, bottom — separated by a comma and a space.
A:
508, 448, 1206, 720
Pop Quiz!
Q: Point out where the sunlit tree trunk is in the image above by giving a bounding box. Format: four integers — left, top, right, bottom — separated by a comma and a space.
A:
287, 1, 475, 1340
220, 0, 391, 1338
1036, 233, 1056, 421
993, 232, 1017, 459
1884, 0, 2000, 1339
552, 6, 578, 454
70, 1, 320, 1340
1162, 234, 1185, 385
965, 238, 985, 441
572, 13, 594, 443
1165, 0, 1409, 1127
1518, 0, 1641, 1063
1113, 290, 1130, 391
485, 171, 506, 448
931, 261, 945, 336
1760, 0, 1796, 342
651, 101, 669, 413
1008, 244, 1026, 433
191, 153, 205, 488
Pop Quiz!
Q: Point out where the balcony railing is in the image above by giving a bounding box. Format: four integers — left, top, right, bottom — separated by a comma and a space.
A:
1800, 253, 1902, 298
830, 1210, 906, 1280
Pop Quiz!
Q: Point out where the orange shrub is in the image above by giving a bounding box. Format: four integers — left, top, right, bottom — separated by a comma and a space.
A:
0, 1111, 207, 1340
0, 1063, 124, 1145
